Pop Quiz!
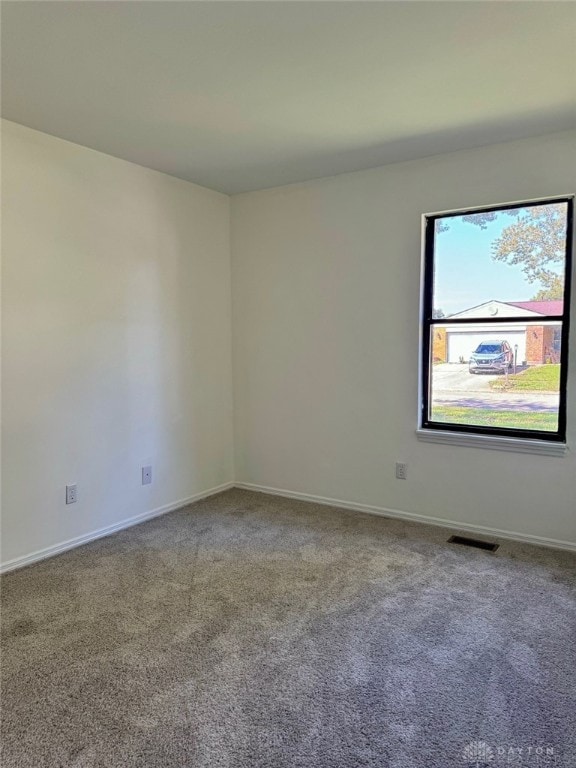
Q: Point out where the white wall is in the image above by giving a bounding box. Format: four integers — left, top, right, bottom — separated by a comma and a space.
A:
231, 131, 576, 547
1, 121, 234, 567
3, 124, 575, 568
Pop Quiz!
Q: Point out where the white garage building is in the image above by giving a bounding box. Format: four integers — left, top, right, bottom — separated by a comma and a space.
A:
445, 300, 562, 364
447, 327, 526, 365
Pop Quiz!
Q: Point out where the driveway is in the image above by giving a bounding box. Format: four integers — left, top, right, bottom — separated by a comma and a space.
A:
431, 364, 559, 413
432, 363, 499, 393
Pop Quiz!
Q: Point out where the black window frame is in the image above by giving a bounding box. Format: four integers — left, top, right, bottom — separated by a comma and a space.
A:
421, 196, 573, 443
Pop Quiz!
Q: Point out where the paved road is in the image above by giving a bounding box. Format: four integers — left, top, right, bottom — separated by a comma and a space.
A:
431, 364, 559, 413
433, 391, 559, 413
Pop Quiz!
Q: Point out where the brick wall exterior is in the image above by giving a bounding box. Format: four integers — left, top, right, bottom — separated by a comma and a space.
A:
525, 325, 558, 365
542, 325, 558, 363
432, 327, 447, 363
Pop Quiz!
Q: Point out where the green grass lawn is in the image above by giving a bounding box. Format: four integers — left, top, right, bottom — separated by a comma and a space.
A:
489, 364, 560, 392
431, 406, 558, 431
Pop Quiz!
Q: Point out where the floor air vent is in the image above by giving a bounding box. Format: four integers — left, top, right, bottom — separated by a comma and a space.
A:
447, 535, 499, 552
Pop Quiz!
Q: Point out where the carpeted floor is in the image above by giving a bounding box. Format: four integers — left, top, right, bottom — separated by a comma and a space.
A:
1, 489, 575, 768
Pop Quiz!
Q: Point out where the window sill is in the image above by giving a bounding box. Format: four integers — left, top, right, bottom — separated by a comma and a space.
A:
416, 428, 568, 457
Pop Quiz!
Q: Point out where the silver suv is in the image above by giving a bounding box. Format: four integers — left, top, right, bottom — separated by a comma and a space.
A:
469, 341, 514, 374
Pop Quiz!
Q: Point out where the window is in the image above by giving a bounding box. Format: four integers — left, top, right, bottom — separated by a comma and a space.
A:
420, 197, 573, 448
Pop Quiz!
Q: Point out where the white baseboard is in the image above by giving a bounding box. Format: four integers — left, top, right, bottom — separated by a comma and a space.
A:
3, 479, 573, 574
234, 482, 576, 553
0, 481, 235, 574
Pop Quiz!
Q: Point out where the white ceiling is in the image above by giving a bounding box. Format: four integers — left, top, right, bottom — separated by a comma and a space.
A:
2, 1, 575, 194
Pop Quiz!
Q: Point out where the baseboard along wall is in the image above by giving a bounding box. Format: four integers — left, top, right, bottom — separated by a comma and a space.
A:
2, 479, 574, 574
0, 482, 235, 574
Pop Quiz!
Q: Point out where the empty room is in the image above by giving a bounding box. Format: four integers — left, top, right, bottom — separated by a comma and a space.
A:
1, 2, 575, 766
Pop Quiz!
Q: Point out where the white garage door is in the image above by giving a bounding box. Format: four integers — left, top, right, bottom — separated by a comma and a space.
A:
447, 330, 526, 364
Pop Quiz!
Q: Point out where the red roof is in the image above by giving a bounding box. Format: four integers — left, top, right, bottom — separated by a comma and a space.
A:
507, 300, 563, 315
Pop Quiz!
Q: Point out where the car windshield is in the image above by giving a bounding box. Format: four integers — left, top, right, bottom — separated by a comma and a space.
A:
474, 344, 502, 354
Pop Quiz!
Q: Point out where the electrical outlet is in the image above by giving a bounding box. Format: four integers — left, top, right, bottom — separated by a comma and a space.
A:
395, 462, 408, 480
66, 484, 77, 504
142, 466, 152, 485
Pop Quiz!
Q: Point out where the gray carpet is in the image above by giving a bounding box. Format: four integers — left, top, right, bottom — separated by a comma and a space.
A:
1, 489, 575, 768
